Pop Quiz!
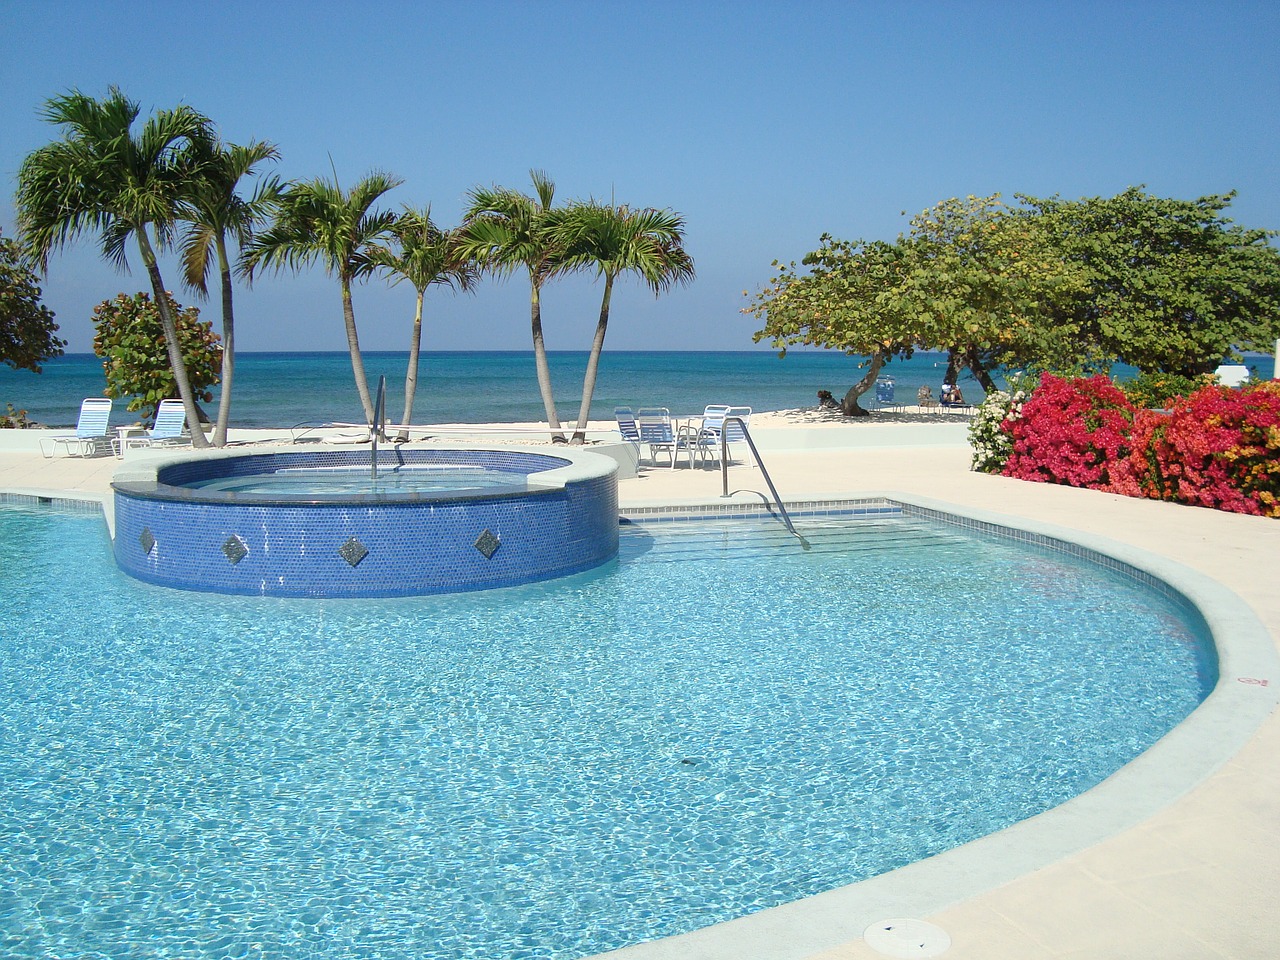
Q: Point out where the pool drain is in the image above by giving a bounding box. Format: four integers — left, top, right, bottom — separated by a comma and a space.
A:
863, 918, 951, 958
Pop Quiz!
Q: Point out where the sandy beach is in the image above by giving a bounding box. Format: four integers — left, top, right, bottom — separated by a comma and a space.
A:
2, 410, 1278, 959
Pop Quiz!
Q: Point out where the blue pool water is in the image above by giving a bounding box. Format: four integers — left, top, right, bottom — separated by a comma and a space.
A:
186, 465, 525, 497
0, 505, 1214, 960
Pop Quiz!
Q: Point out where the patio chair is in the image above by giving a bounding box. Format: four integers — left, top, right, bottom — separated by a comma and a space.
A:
686, 405, 754, 468
615, 406, 642, 449
875, 376, 905, 412
916, 385, 940, 413
39, 398, 113, 458
636, 407, 691, 469
122, 399, 191, 453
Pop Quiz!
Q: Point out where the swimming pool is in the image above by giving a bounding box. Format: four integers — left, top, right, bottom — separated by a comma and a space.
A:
0, 503, 1214, 959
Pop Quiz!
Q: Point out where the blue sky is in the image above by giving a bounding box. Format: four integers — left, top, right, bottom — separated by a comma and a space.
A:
2, 0, 1277, 353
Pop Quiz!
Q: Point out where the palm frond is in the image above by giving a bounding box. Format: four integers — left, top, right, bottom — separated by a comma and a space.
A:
374, 207, 480, 294
100, 220, 135, 273
16, 87, 213, 273
457, 172, 572, 283
551, 200, 695, 293
178, 134, 281, 290
179, 222, 217, 294
243, 171, 400, 283
529, 168, 556, 211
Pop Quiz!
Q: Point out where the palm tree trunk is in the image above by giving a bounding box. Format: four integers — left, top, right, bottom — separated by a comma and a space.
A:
572, 273, 614, 444
341, 279, 377, 427
530, 280, 563, 438
212, 235, 234, 447
137, 229, 209, 449
399, 289, 425, 442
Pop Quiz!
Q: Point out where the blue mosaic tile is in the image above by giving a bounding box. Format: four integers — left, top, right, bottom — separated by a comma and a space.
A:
0, 492, 103, 514
114, 449, 617, 598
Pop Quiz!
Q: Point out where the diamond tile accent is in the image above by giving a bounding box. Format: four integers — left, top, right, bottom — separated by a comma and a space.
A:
339, 537, 369, 567
222, 535, 249, 565
139, 527, 156, 555
474, 529, 501, 559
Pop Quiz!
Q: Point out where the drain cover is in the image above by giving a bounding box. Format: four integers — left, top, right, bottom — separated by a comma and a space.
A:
863, 918, 951, 958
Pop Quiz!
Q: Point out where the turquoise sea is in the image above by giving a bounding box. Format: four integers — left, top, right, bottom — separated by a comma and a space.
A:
2, 349, 1275, 429
0, 350, 971, 429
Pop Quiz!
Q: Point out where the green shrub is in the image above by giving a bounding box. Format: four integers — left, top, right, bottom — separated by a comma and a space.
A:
91, 292, 221, 425
1119, 371, 1214, 410
0, 403, 31, 428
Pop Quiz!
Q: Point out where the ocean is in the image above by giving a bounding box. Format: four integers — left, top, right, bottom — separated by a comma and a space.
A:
0, 350, 975, 429
2, 350, 1275, 429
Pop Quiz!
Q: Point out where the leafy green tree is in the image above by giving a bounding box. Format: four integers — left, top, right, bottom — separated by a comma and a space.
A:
747, 236, 915, 414
892, 195, 1086, 390
1020, 188, 1280, 377
92, 291, 222, 424
555, 201, 695, 443
460, 170, 571, 438
16, 87, 215, 447
749, 196, 1086, 406
245, 171, 402, 424
372, 207, 478, 440
1117, 370, 1216, 410
178, 134, 280, 446
0, 229, 65, 372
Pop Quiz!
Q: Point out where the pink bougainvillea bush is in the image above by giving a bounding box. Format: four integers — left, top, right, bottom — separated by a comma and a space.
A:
1103, 407, 1166, 500
1113, 382, 1280, 517
1001, 373, 1137, 487
995, 374, 1280, 518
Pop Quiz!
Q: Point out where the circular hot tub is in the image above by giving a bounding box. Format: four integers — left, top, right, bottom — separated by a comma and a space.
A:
111, 446, 619, 598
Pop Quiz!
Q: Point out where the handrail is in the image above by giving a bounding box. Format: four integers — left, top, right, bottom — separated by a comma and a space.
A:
720, 416, 810, 550
370, 375, 386, 480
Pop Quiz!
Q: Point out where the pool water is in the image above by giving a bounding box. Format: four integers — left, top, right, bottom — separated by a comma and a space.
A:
0, 505, 1213, 960
185, 465, 524, 496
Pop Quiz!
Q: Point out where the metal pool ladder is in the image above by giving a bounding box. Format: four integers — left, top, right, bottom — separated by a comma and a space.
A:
370, 375, 387, 480
720, 416, 810, 550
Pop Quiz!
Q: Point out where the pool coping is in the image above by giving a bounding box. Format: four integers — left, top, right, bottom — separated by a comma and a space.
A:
109, 443, 614, 504
1, 485, 1275, 958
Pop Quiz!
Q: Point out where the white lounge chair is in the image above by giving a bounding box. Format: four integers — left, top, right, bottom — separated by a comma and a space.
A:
122, 399, 191, 453
686, 405, 754, 468
615, 406, 643, 455
39, 398, 113, 458
637, 407, 693, 469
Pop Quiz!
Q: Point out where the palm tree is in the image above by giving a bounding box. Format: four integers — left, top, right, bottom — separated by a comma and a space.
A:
15, 87, 215, 448
178, 135, 280, 446
459, 170, 570, 438
372, 207, 478, 440
245, 171, 402, 424
557, 202, 695, 443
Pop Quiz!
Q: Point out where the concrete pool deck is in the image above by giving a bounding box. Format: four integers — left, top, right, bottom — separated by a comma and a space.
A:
1, 413, 1278, 959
